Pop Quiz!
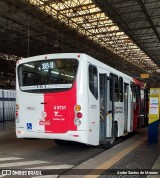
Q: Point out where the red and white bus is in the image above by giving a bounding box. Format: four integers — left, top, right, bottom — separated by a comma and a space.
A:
16, 53, 147, 147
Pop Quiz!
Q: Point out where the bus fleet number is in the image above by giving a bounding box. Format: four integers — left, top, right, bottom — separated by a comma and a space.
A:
54, 106, 66, 110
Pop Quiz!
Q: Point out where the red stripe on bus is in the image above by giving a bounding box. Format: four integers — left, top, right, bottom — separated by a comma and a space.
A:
44, 82, 77, 133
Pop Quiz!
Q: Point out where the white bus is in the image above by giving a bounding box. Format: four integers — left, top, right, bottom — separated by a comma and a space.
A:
16, 53, 147, 147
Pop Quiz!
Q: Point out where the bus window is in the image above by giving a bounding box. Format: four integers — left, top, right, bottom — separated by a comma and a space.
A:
131, 83, 136, 102
136, 85, 141, 101
89, 65, 98, 99
110, 74, 119, 102
18, 58, 79, 93
119, 77, 123, 102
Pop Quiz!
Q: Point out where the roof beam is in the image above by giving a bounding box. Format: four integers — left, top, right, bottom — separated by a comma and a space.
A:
44, 0, 67, 6
56, 3, 95, 12
136, 0, 160, 42
68, 10, 102, 19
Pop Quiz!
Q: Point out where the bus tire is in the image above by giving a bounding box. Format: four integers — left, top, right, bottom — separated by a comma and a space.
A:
101, 123, 118, 149
110, 122, 118, 144
107, 122, 118, 145
101, 142, 111, 149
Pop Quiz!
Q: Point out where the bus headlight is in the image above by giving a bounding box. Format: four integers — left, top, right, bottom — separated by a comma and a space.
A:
76, 112, 82, 118
16, 104, 19, 110
75, 105, 81, 112
74, 119, 81, 126
16, 118, 19, 123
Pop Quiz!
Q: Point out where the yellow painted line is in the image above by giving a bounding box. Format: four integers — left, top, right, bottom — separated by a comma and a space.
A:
85, 136, 146, 178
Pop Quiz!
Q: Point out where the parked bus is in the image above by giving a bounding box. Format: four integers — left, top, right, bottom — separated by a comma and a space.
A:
16, 53, 147, 147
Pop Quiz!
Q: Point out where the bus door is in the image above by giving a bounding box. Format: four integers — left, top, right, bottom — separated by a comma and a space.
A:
88, 65, 99, 145
99, 75, 115, 144
124, 83, 129, 132
107, 76, 115, 141
99, 74, 107, 144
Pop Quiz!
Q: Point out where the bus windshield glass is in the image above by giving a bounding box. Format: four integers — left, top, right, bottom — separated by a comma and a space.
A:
18, 58, 79, 93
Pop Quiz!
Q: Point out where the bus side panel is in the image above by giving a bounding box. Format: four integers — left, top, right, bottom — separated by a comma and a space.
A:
87, 63, 100, 146
130, 102, 134, 132
133, 99, 140, 131
127, 84, 132, 132
76, 56, 89, 144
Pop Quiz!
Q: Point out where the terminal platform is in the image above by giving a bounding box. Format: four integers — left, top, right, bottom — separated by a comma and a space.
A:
61, 126, 160, 178
0, 127, 160, 178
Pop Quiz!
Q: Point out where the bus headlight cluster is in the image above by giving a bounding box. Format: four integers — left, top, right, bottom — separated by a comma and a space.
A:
16, 104, 19, 123
74, 105, 82, 126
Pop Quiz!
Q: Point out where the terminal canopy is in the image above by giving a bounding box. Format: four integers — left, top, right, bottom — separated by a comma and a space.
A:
1, 0, 160, 87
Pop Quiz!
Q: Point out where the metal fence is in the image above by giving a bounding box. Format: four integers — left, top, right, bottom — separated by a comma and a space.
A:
0, 89, 16, 130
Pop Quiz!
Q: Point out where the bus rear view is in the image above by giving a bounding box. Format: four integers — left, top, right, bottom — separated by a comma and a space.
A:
16, 53, 146, 147
16, 54, 84, 143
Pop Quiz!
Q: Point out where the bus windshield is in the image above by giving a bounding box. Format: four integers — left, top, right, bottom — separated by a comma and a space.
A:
18, 58, 79, 93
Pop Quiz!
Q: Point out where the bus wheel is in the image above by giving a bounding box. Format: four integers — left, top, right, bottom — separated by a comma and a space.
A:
109, 123, 118, 144
100, 123, 118, 149
101, 142, 111, 149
